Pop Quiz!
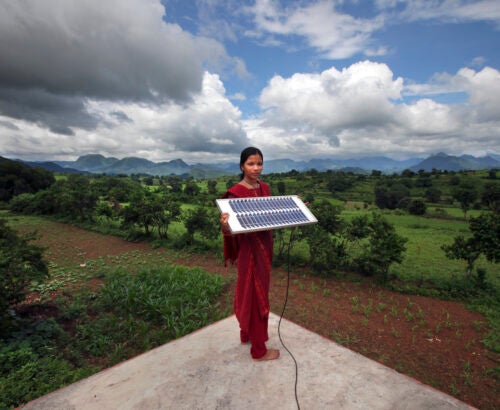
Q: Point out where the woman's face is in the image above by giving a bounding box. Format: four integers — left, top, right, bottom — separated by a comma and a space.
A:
241, 154, 263, 181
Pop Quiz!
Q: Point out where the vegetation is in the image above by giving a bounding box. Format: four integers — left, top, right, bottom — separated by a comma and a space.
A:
0, 219, 49, 331
0, 157, 499, 408
0, 157, 55, 203
0, 261, 225, 409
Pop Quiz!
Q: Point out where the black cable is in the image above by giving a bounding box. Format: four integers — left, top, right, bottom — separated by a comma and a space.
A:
277, 227, 300, 410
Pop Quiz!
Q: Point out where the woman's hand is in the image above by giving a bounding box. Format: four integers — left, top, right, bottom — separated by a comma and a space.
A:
220, 212, 231, 233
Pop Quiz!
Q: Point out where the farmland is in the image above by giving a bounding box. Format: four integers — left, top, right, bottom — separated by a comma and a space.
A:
1, 165, 499, 408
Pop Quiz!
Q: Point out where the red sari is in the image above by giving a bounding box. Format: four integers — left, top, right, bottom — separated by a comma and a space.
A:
222, 182, 273, 359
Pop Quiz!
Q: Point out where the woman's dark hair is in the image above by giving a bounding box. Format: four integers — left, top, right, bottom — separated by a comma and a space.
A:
239, 147, 263, 180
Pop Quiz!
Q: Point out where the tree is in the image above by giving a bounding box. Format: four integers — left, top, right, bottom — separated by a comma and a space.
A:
481, 182, 500, 214
95, 201, 114, 222
401, 169, 415, 178
354, 213, 408, 282
300, 201, 347, 274
153, 197, 181, 239
92, 176, 143, 203
327, 173, 353, 193
183, 206, 218, 244
425, 187, 442, 203
0, 219, 49, 330
442, 236, 480, 277
162, 176, 183, 193
207, 180, 217, 195
441, 212, 499, 278
309, 200, 343, 235
184, 179, 201, 197
452, 181, 478, 219
277, 181, 286, 195
143, 176, 154, 186
121, 193, 180, 239
120, 198, 153, 236
415, 176, 432, 188
407, 199, 427, 216
0, 158, 55, 202
469, 212, 500, 263
303, 226, 348, 275
58, 174, 98, 221
374, 183, 409, 210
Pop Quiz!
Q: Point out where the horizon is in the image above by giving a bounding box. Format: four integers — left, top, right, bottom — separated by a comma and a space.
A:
0, 1, 499, 164
8, 151, 500, 168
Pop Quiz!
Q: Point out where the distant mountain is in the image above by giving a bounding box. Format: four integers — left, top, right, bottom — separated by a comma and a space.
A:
14, 160, 85, 174
11, 152, 499, 177
70, 154, 119, 171
263, 156, 423, 173
102, 157, 156, 174
410, 153, 500, 172
152, 159, 192, 176
264, 159, 308, 173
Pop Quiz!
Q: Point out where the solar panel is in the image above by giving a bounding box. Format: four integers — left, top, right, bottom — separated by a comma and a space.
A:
216, 195, 318, 234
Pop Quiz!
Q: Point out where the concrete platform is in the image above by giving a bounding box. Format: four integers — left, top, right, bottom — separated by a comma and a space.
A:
21, 313, 474, 410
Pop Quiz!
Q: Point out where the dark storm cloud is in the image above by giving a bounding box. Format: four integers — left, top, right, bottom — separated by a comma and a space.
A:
0, 88, 99, 135
0, 0, 204, 132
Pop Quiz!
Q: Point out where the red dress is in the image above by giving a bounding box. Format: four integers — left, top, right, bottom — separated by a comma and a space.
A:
222, 182, 273, 359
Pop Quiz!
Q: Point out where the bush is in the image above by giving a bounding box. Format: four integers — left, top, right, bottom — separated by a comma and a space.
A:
0, 318, 94, 408
0, 353, 94, 408
354, 213, 408, 282
304, 226, 348, 276
0, 219, 49, 332
9, 193, 37, 214
407, 199, 427, 215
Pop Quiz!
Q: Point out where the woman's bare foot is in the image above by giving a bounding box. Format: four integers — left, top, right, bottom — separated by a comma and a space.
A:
253, 349, 280, 361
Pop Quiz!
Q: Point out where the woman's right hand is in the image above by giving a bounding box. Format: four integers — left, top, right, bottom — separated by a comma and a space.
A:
220, 212, 231, 233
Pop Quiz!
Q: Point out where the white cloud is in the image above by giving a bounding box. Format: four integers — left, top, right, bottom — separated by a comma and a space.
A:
457, 67, 500, 121
245, 61, 500, 159
247, 0, 386, 59
376, 0, 500, 25
229, 93, 247, 101
259, 61, 403, 133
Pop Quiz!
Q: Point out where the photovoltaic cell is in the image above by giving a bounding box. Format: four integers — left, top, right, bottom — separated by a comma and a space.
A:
216, 195, 317, 234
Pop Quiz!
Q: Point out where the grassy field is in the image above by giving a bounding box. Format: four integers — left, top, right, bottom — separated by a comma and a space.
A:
278, 204, 500, 293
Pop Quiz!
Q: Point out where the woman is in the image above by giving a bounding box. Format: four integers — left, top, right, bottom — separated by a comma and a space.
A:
220, 147, 279, 361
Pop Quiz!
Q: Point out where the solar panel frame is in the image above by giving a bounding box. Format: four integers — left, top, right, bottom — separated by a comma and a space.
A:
216, 195, 318, 234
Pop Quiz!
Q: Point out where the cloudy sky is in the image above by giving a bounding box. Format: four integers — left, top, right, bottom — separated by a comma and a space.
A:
1, 0, 499, 164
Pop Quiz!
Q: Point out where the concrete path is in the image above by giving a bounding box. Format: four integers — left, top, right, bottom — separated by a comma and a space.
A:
21, 314, 474, 410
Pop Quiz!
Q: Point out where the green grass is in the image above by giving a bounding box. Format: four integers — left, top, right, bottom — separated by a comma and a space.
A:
334, 209, 500, 291
0, 254, 227, 409
385, 213, 499, 290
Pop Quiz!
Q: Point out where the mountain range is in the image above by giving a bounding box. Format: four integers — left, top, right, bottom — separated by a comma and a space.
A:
15, 152, 500, 178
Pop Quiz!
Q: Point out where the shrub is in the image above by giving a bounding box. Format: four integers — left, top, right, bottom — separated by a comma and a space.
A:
0, 219, 49, 332
407, 199, 427, 215
354, 213, 408, 282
